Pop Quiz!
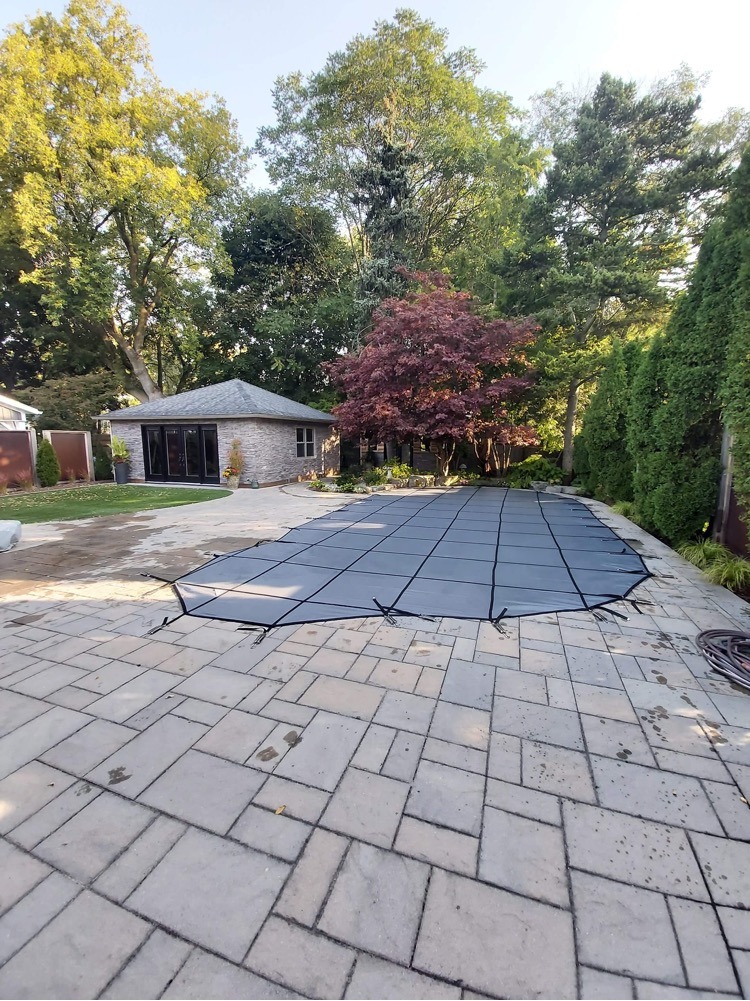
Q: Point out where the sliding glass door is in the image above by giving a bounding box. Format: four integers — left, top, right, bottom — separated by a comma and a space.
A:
142, 425, 220, 484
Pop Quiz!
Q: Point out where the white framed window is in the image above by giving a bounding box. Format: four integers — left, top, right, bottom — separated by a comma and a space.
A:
296, 426, 315, 458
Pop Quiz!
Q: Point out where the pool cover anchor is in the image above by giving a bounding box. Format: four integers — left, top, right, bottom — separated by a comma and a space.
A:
491, 607, 509, 635
372, 597, 437, 626
237, 624, 273, 645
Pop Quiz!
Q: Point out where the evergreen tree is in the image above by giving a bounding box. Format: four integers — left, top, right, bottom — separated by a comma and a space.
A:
36, 438, 60, 487
578, 339, 641, 501
352, 135, 420, 333
497, 73, 726, 481
628, 335, 669, 532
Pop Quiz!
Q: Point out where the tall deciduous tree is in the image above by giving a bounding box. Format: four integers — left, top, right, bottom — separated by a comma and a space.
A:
200, 193, 354, 404
498, 73, 725, 480
331, 271, 538, 476
0, 0, 246, 401
257, 9, 537, 271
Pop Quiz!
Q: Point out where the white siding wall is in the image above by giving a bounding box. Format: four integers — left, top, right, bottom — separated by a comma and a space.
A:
112, 418, 340, 485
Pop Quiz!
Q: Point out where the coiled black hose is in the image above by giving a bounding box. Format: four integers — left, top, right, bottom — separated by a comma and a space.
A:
696, 630, 750, 692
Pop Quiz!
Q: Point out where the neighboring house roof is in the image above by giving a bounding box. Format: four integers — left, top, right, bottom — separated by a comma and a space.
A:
0, 392, 42, 416
100, 379, 336, 424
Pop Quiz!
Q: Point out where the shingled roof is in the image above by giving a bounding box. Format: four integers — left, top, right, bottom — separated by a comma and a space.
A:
101, 379, 336, 424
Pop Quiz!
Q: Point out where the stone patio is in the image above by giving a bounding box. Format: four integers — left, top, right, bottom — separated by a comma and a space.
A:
1, 485, 750, 999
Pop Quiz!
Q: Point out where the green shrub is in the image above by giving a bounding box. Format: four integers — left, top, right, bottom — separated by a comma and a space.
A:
507, 455, 562, 489
362, 468, 387, 486
94, 446, 113, 481
36, 439, 61, 488
704, 553, 750, 591
676, 538, 728, 569
611, 500, 639, 522
383, 459, 414, 479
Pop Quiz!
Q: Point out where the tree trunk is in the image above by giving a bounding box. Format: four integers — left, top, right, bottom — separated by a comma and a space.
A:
561, 380, 579, 484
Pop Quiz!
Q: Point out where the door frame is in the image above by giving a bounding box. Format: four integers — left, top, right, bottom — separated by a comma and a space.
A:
141, 424, 220, 484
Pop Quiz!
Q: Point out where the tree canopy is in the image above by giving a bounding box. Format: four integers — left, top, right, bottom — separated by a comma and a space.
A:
332, 271, 538, 475
257, 9, 538, 270
0, 0, 246, 401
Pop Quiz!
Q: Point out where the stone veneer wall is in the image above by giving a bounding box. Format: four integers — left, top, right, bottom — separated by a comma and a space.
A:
112, 418, 339, 485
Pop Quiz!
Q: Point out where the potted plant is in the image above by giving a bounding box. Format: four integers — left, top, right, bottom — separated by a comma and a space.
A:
111, 436, 130, 485
223, 438, 244, 489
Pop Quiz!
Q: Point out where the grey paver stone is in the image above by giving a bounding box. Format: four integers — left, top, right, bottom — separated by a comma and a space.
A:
480, 805, 568, 906
416, 665, 445, 697
522, 739, 596, 801
368, 657, 422, 692
735, 952, 750, 1000
71, 660, 145, 694
563, 801, 709, 899
580, 966, 634, 999
381, 729, 424, 781
139, 749, 264, 833
163, 947, 302, 999
259, 698, 317, 726
87, 715, 207, 797
319, 841, 428, 963
413, 867, 576, 998
0, 706, 90, 780
395, 815, 478, 876
35, 791, 153, 882
171, 697, 228, 725
128, 827, 288, 961
93, 815, 186, 902
351, 723, 396, 771
407, 758, 484, 835
566, 646, 623, 688
0, 890, 149, 999
0, 690, 49, 737
11, 663, 88, 698
373, 689, 435, 734
275, 827, 349, 925
195, 708, 276, 763
574, 681, 638, 722
102, 929, 192, 1000
274, 710, 367, 790
0, 760, 75, 835
422, 736, 486, 775
85, 669, 179, 722
253, 775, 330, 823
488, 731, 521, 782
640, 712, 716, 758
494, 664, 547, 704
174, 665, 260, 706
11, 779, 100, 849
39, 719, 136, 775
246, 915, 354, 998
691, 833, 750, 907
300, 674, 383, 719
623, 678, 718, 719
572, 870, 684, 982
718, 906, 750, 949
251, 649, 308, 683
486, 776, 560, 824
492, 695, 583, 749
581, 715, 656, 766
519, 646, 569, 679
703, 779, 750, 840
306, 647, 358, 677
654, 747, 731, 782
345, 953, 461, 999
633, 980, 736, 999
429, 701, 489, 750
230, 803, 311, 860
0, 871, 79, 966
591, 755, 723, 833
247, 720, 305, 773
321, 767, 408, 847
668, 897, 738, 992
0, 839, 49, 916
440, 658, 494, 709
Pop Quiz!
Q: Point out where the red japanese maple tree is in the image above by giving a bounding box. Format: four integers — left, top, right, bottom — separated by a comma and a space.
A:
332, 271, 539, 476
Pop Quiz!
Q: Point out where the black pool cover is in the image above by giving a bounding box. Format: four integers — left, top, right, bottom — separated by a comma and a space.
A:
172, 487, 649, 631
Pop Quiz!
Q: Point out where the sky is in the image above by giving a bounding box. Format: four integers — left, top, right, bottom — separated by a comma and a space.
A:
3, 0, 749, 186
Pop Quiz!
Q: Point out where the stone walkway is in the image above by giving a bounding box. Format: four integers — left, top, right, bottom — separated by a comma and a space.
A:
1, 487, 750, 999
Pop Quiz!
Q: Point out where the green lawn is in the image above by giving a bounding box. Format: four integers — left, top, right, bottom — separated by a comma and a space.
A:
0, 483, 232, 524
